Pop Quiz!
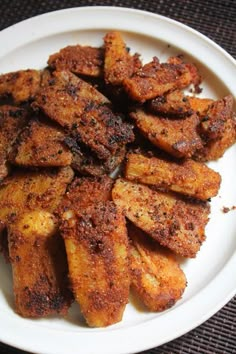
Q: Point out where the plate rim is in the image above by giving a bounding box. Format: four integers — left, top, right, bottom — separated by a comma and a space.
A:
0, 6, 236, 354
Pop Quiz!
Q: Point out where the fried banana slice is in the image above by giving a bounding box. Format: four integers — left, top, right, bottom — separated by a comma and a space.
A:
193, 96, 236, 161
0, 69, 41, 103
59, 176, 114, 209
194, 115, 236, 161
58, 177, 129, 327
0, 167, 74, 317
11, 118, 72, 167
123, 56, 200, 102
125, 153, 221, 200
131, 109, 202, 158
48, 45, 104, 77
149, 90, 193, 117
112, 179, 210, 258
104, 31, 141, 85
34, 70, 133, 160
0, 105, 28, 181
199, 95, 234, 140
0, 166, 74, 227
167, 56, 201, 92
64, 136, 125, 176
187, 96, 214, 115
128, 223, 186, 311
8, 210, 72, 317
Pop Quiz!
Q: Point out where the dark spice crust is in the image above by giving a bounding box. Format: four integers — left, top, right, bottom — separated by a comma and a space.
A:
112, 179, 210, 258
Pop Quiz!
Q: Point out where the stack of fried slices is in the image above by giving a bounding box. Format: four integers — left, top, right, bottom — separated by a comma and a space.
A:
0, 31, 235, 327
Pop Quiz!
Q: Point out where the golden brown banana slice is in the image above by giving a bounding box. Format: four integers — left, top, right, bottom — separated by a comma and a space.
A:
130, 109, 202, 158
34, 70, 133, 160
123, 56, 200, 102
11, 118, 72, 167
125, 153, 221, 200
187, 96, 214, 115
0, 167, 74, 317
128, 223, 186, 311
0, 105, 28, 181
149, 90, 193, 118
0, 166, 74, 227
0, 69, 41, 103
58, 177, 130, 327
104, 31, 141, 85
8, 210, 72, 317
112, 179, 210, 258
48, 45, 104, 77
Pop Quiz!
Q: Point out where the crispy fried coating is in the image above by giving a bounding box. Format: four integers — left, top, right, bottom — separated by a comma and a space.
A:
64, 136, 125, 176
0, 69, 41, 103
194, 114, 236, 161
60, 176, 113, 209
130, 109, 203, 158
193, 96, 236, 161
0, 105, 28, 181
0, 166, 74, 228
58, 177, 129, 327
104, 31, 141, 85
8, 210, 72, 317
149, 90, 193, 117
48, 45, 104, 77
199, 95, 234, 140
34, 70, 133, 160
128, 223, 186, 311
0, 167, 74, 317
34, 70, 110, 124
167, 56, 202, 91
187, 96, 214, 115
123, 56, 200, 102
11, 118, 72, 167
125, 153, 221, 200
112, 179, 210, 258
40, 68, 54, 88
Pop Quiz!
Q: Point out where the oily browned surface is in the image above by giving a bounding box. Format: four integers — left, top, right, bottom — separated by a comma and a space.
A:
131, 109, 203, 158
125, 153, 221, 200
149, 90, 193, 117
112, 179, 210, 258
68, 140, 126, 176
0, 167, 74, 230
123, 56, 200, 102
0, 30, 233, 330
8, 210, 72, 317
34, 70, 133, 160
58, 177, 129, 327
34, 70, 110, 127
0, 105, 28, 181
0, 167, 74, 317
104, 31, 141, 85
48, 45, 104, 77
0, 69, 41, 103
194, 115, 236, 161
199, 95, 234, 140
128, 222, 186, 311
58, 175, 113, 210
10, 118, 72, 167
0, 1, 235, 351
188, 96, 214, 115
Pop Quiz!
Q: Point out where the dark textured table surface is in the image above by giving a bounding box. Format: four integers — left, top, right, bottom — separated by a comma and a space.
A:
0, 1, 235, 353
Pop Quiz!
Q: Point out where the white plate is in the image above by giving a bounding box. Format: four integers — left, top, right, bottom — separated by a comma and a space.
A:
0, 6, 236, 354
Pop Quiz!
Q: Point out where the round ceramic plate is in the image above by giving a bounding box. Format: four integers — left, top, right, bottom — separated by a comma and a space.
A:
0, 6, 236, 354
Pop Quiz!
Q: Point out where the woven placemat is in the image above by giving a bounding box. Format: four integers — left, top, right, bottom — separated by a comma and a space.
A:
0, 1, 235, 353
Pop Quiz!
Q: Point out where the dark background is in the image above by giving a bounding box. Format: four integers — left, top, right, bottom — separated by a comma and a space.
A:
0, 1, 235, 353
